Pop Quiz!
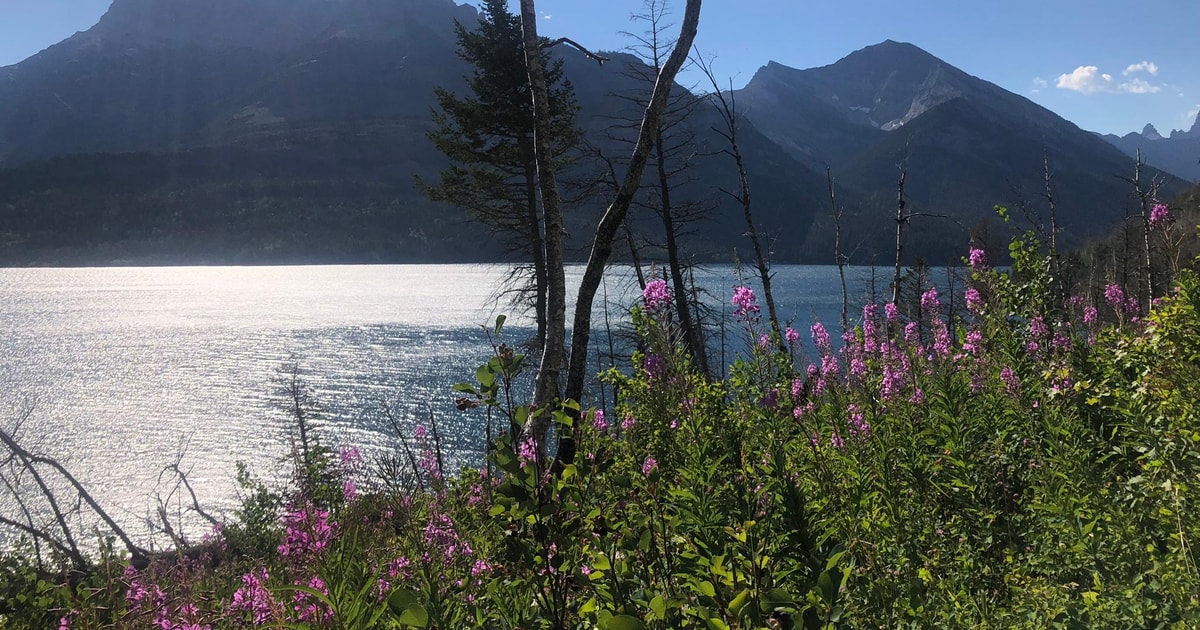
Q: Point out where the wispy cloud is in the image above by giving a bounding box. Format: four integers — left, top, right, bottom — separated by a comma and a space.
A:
1187, 104, 1200, 124
1056, 64, 1161, 95
542, 14, 552, 19
1123, 61, 1158, 76
1030, 77, 1048, 93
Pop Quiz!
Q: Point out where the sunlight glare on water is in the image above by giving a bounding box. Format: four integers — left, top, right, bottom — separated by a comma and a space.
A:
0, 263, 899, 543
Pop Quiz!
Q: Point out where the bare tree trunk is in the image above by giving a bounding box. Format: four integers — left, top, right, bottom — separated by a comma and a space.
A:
1042, 149, 1064, 308
698, 59, 783, 344
624, 218, 647, 290
519, 0, 567, 417
656, 130, 709, 375
525, 166, 548, 350
892, 169, 907, 306
557, 0, 703, 466
828, 167, 849, 334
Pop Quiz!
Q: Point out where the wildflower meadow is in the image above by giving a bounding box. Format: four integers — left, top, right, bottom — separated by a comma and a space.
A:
1, 217, 1199, 628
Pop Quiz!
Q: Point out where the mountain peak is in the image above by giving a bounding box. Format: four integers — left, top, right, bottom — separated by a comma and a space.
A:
1141, 123, 1163, 140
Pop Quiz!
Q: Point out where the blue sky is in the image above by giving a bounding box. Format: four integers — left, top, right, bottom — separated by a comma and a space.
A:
2, 0, 1198, 136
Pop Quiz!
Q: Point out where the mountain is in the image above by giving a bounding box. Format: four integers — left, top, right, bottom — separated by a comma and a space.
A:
1100, 112, 1200, 183
0, 7, 1181, 265
0, 0, 837, 265
736, 41, 1185, 257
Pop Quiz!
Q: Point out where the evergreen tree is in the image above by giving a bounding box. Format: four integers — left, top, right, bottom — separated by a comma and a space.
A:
422, 0, 580, 351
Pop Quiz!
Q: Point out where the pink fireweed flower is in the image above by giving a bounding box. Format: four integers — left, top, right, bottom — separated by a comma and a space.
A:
517, 435, 538, 468
846, 404, 870, 439
1029, 316, 1048, 339
965, 287, 984, 314
731, 286, 760, 320
962, 328, 984, 356
785, 326, 800, 346
968, 247, 988, 271
621, 413, 636, 431
642, 457, 658, 476
910, 388, 925, 404
278, 504, 337, 557
758, 334, 771, 350
643, 353, 666, 381
1000, 366, 1019, 394
342, 478, 357, 502
230, 567, 274, 625
862, 304, 879, 351
1124, 296, 1140, 315
830, 432, 845, 449
339, 446, 362, 467
920, 288, 941, 316
642, 279, 671, 311
884, 302, 900, 323
293, 576, 333, 624
931, 321, 952, 357
1083, 306, 1098, 326
592, 408, 608, 431
1104, 283, 1125, 311
811, 322, 832, 353
904, 321, 920, 346
1149, 203, 1172, 230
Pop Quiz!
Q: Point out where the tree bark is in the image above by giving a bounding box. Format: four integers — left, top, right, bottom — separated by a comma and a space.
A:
519, 0, 567, 414
524, 164, 548, 351
558, 0, 703, 466
656, 129, 709, 375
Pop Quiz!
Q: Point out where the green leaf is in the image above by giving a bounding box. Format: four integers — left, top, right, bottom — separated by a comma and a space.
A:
650, 594, 666, 619
399, 604, 430, 627
729, 588, 751, 617
607, 614, 646, 630
494, 314, 506, 336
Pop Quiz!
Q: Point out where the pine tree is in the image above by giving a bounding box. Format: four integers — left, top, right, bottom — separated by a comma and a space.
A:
422, 0, 580, 352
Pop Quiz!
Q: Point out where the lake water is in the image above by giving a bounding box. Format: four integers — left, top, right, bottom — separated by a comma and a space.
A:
0, 263, 901, 544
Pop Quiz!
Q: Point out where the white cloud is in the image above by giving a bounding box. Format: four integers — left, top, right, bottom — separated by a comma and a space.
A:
1120, 78, 1161, 94
1123, 61, 1158, 76
1056, 65, 1162, 95
1187, 104, 1200, 122
1056, 66, 1113, 94
542, 13, 552, 19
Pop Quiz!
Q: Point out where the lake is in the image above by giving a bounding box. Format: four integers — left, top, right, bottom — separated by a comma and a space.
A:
0, 263, 911, 543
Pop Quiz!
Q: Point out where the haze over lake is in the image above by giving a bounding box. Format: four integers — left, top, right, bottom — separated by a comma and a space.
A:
0, 263, 909, 540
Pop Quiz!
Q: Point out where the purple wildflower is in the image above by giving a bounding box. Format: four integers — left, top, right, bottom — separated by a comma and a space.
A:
230, 567, 275, 625
642, 457, 658, 476
920, 288, 941, 316
517, 435, 538, 468
965, 287, 984, 314
785, 327, 800, 346
968, 248, 988, 271
278, 504, 338, 558
811, 322, 832, 353
643, 353, 666, 381
884, 302, 900, 323
592, 408, 608, 431
1104, 283, 1125, 311
1000, 366, 1019, 394
1149, 203, 1172, 230
904, 321, 920, 346
621, 413, 636, 431
1083, 306, 1098, 326
643, 279, 671, 311
731, 286, 760, 320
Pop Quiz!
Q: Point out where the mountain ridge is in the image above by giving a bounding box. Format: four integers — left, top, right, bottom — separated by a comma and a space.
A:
0, 5, 1184, 265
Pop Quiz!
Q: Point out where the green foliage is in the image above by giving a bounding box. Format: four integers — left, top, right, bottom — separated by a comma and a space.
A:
5, 231, 1200, 628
